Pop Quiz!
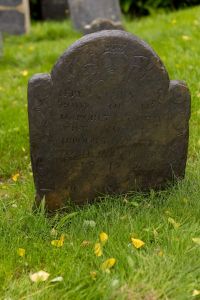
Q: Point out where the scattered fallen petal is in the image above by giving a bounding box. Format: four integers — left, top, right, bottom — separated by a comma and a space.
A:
168, 217, 181, 229
94, 242, 103, 257
21, 70, 29, 77
153, 229, 159, 238
28, 46, 35, 52
50, 228, 58, 237
83, 220, 96, 228
182, 35, 191, 41
50, 276, 63, 283
158, 250, 164, 257
81, 240, 91, 247
101, 258, 116, 272
192, 289, 200, 297
111, 279, 120, 287
12, 173, 20, 182
90, 271, 97, 280
51, 234, 64, 247
17, 248, 25, 257
192, 238, 200, 245
131, 238, 145, 249
99, 232, 108, 244
29, 270, 50, 283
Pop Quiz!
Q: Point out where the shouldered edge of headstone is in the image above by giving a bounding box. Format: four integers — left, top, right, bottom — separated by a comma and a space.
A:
0, 0, 30, 35
28, 30, 191, 211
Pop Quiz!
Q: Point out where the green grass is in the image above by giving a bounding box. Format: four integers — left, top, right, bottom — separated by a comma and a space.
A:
0, 6, 200, 300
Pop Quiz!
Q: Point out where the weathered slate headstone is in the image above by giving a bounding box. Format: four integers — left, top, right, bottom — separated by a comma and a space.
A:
0, 0, 30, 35
41, 0, 69, 20
68, 0, 123, 34
28, 30, 190, 211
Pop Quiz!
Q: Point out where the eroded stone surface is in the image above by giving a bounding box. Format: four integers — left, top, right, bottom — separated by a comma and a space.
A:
0, 0, 30, 35
68, 0, 123, 34
41, 0, 69, 20
28, 30, 190, 211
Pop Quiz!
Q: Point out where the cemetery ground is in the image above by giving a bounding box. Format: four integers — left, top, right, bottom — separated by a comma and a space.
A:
0, 6, 200, 300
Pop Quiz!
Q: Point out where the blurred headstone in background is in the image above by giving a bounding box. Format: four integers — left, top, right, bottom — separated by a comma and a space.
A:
0, 0, 30, 35
68, 0, 123, 34
41, 0, 69, 20
0, 32, 3, 56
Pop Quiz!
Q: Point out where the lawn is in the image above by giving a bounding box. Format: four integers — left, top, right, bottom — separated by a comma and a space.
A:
0, 6, 200, 300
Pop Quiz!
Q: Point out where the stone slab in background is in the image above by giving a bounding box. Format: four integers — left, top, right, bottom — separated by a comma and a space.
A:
28, 30, 191, 211
41, 0, 69, 20
0, 0, 30, 35
68, 0, 123, 34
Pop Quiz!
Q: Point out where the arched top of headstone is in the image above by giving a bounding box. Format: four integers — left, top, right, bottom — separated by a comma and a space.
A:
51, 30, 169, 90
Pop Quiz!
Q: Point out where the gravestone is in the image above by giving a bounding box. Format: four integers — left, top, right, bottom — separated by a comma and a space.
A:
0, 0, 30, 35
41, 0, 69, 20
28, 30, 191, 211
0, 32, 2, 56
68, 0, 123, 34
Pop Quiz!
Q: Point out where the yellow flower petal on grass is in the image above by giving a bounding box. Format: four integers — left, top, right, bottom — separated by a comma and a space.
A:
99, 232, 108, 244
158, 250, 164, 257
182, 35, 191, 41
90, 271, 97, 280
81, 240, 91, 247
51, 234, 64, 247
50, 228, 58, 237
17, 248, 25, 257
94, 242, 103, 257
192, 238, 200, 245
131, 238, 145, 249
29, 270, 50, 283
168, 217, 180, 229
12, 173, 20, 182
21, 70, 29, 77
192, 290, 200, 297
101, 258, 116, 273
